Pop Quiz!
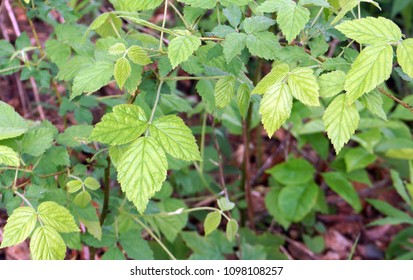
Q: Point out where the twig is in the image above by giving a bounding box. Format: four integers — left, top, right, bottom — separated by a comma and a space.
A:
159, 0, 168, 51
377, 87, 413, 114
212, 125, 229, 199
99, 155, 111, 225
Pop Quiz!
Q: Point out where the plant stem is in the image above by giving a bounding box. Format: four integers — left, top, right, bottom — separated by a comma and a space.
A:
148, 80, 164, 125
14, 191, 35, 209
377, 87, 413, 114
310, 7, 324, 28
169, 2, 191, 30
161, 75, 227, 81
159, 0, 169, 51
100, 155, 111, 225
199, 111, 207, 172
132, 216, 177, 260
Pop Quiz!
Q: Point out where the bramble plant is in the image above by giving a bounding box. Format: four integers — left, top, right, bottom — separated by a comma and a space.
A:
1, 0, 413, 260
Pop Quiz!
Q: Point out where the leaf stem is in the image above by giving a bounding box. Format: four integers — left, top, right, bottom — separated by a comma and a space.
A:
310, 7, 324, 28
159, 0, 169, 51
169, 2, 191, 30
132, 216, 177, 260
146, 80, 164, 136
161, 75, 227, 81
199, 111, 207, 172
14, 191, 35, 209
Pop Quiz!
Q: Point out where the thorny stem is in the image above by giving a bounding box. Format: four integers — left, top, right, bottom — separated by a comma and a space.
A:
377, 87, 413, 114
159, 0, 169, 51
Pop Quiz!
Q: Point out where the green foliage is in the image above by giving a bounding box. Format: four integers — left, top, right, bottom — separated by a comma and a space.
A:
1, 0, 413, 261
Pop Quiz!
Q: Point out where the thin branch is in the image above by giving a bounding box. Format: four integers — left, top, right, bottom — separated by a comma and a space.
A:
377, 87, 413, 114
159, 0, 168, 51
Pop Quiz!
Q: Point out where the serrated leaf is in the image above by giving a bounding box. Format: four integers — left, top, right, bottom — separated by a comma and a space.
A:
223, 5, 242, 28
345, 44, 393, 103
0, 207, 37, 248
56, 125, 93, 147
318, 70, 346, 98
127, 45, 152, 65
67, 180, 83, 193
246, 31, 280, 60
30, 225, 66, 260
259, 82, 293, 137
252, 63, 290, 95
38, 201, 79, 233
71, 61, 114, 99
114, 57, 131, 89
237, 83, 251, 119
204, 211, 222, 236
0, 145, 20, 167
222, 32, 247, 63
84, 177, 100, 190
0, 101, 28, 140
149, 115, 201, 161
344, 147, 376, 172
336, 17, 402, 45
108, 42, 126, 55
226, 219, 238, 242
217, 197, 235, 211
323, 94, 359, 153
275, 1, 310, 43
21, 127, 54, 157
168, 34, 201, 68
117, 137, 167, 213
214, 76, 236, 108
359, 90, 387, 120
397, 39, 413, 79
177, 0, 216, 9
323, 172, 362, 212
287, 67, 320, 106
73, 191, 92, 208
90, 104, 148, 145
331, 0, 358, 25
242, 16, 276, 34
119, 230, 154, 260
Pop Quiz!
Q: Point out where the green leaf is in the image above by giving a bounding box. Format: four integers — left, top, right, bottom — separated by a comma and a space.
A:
397, 39, 413, 79
71, 61, 114, 99
102, 246, 126, 260
252, 63, 289, 95
127, 45, 152, 65
331, 0, 358, 25
266, 158, 315, 185
204, 211, 222, 236
119, 230, 154, 260
45, 39, 70, 66
217, 197, 235, 211
73, 191, 92, 208
345, 44, 393, 103
90, 104, 148, 145
336, 17, 402, 45
149, 115, 201, 161
259, 82, 293, 137
223, 5, 242, 28
323, 94, 359, 154
56, 125, 93, 147
117, 137, 167, 213
322, 172, 362, 212
344, 147, 376, 172
367, 199, 412, 221
0, 207, 37, 248
21, 127, 54, 157
222, 32, 247, 63
37, 201, 79, 233
246, 31, 280, 60
237, 83, 251, 119
214, 76, 236, 108
278, 183, 319, 222
84, 177, 100, 190
0, 145, 19, 167
177, 0, 216, 9
359, 90, 387, 120
390, 170, 412, 206
318, 70, 346, 98
108, 42, 126, 55
287, 67, 320, 106
265, 187, 291, 229
242, 16, 276, 34
271, 0, 310, 43
168, 34, 201, 68
67, 180, 83, 193
114, 57, 131, 89
0, 101, 28, 140
30, 225, 66, 260
226, 219, 238, 242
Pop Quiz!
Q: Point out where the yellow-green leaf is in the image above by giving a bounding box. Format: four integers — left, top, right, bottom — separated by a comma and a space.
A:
318, 70, 346, 98
0, 145, 20, 167
397, 39, 413, 79
38, 201, 79, 233
252, 64, 289, 95
84, 177, 100, 190
168, 34, 201, 68
226, 219, 238, 242
214, 76, 236, 108
288, 67, 320, 106
0, 207, 37, 248
345, 44, 393, 103
66, 179, 83, 193
30, 225, 66, 260
127, 45, 152, 66
73, 191, 92, 208
204, 211, 222, 236
114, 57, 131, 89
